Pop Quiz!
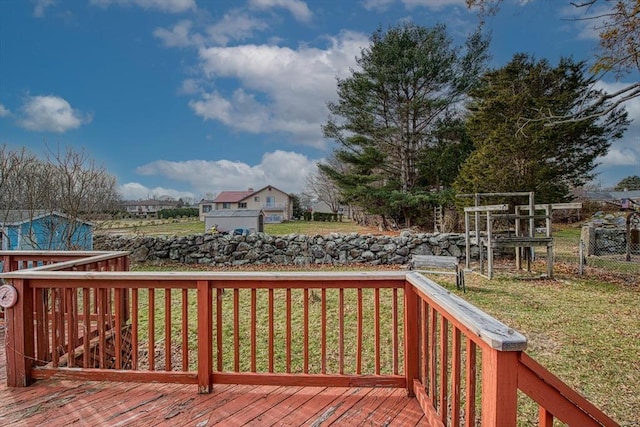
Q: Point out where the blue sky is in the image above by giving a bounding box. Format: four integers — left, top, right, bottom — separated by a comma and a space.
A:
0, 0, 638, 202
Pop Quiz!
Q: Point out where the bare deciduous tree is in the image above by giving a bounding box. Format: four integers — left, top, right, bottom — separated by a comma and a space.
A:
304, 158, 344, 214
0, 144, 121, 250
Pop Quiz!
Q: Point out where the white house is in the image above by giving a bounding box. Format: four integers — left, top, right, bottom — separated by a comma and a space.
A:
199, 186, 292, 223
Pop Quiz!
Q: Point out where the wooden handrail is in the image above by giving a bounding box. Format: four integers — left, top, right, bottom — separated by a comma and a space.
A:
0, 251, 620, 426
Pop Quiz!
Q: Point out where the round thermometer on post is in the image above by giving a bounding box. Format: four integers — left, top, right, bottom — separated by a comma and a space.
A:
0, 283, 19, 308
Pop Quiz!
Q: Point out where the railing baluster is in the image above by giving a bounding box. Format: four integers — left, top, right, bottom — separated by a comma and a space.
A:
539, 406, 553, 427
392, 287, 398, 375
65, 288, 75, 368
164, 288, 171, 371
286, 288, 291, 373
216, 288, 223, 372
35, 288, 48, 365
251, 289, 257, 372
182, 288, 188, 371
268, 288, 274, 373
465, 338, 476, 427
374, 287, 380, 375
440, 317, 448, 425
303, 288, 309, 374
356, 288, 362, 374
321, 288, 326, 374
429, 306, 437, 407
421, 300, 428, 388
148, 288, 155, 371
451, 327, 461, 427
82, 288, 90, 368
233, 288, 240, 372
338, 288, 344, 375
51, 288, 59, 367
132, 288, 139, 370
114, 288, 123, 370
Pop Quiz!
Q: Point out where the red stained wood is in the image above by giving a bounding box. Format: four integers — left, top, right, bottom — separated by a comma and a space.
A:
451, 327, 461, 427
286, 288, 291, 373
269, 287, 274, 373
356, 287, 362, 374
181, 288, 188, 371
251, 288, 257, 372
131, 288, 139, 370
197, 280, 212, 394
303, 288, 309, 374
321, 288, 326, 374
233, 288, 239, 372
440, 317, 448, 425
164, 288, 171, 371
375, 287, 380, 375
465, 338, 476, 427
147, 288, 154, 371
403, 283, 419, 398
338, 288, 344, 375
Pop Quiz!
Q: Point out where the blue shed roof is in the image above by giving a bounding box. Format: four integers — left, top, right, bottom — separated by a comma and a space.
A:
0, 210, 93, 226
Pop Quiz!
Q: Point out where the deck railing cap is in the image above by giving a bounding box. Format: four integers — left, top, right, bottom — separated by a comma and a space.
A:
406, 272, 527, 352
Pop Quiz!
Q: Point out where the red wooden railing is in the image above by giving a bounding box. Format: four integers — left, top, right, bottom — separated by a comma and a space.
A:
0, 251, 619, 426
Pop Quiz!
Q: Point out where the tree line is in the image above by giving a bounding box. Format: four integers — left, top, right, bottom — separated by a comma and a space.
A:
311, 20, 631, 230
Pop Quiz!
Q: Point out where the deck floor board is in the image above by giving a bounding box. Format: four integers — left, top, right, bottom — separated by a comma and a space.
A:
0, 324, 426, 426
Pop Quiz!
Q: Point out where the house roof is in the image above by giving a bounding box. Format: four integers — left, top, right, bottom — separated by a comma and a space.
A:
0, 210, 93, 226
205, 209, 264, 218
213, 186, 291, 204
123, 199, 179, 206
584, 190, 640, 201
213, 191, 255, 203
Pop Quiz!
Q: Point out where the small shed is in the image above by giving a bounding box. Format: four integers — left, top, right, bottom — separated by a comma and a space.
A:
204, 210, 264, 234
0, 210, 94, 250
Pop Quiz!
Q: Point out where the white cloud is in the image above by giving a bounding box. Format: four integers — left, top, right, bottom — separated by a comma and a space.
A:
153, 20, 199, 47
205, 9, 269, 46
189, 31, 368, 147
118, 182, 195, 200
593, 80, 640, 176
0, 104, 10, 117
132, 150, 319, 196
249, 0, 312, 22
90, 0, 196, 13
32, 0, 56, 17
400, 0, 466, 9
361, 0, 395, 12
17, 95, 92, 133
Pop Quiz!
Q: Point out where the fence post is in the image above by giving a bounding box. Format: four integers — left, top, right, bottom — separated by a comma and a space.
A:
197, 280, 213, 393
481, 348, 519, 426
404, 282, 419, 397
5, 278, 35, 387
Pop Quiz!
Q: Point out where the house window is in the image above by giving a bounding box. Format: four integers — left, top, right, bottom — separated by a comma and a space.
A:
254, 196, 260, 202
202, 205, 212, 213
222, 203, 231, 209
266, 196, 275, 208
239, 202, 247, 208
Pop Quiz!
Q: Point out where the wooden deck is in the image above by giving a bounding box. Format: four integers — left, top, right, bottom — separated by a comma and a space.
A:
0, 323, 426, 426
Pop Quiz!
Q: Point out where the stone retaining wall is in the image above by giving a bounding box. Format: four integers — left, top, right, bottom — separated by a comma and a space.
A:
94, 231, 481, 266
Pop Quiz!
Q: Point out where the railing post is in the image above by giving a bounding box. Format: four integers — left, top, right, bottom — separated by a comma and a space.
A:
404, 282, 419, 397
481, 348, 519, 426
5, 278, 35, 386
197, 280, 213, 393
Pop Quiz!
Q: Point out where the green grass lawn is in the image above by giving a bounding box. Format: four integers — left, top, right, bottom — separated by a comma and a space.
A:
458, 270, 639, 426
